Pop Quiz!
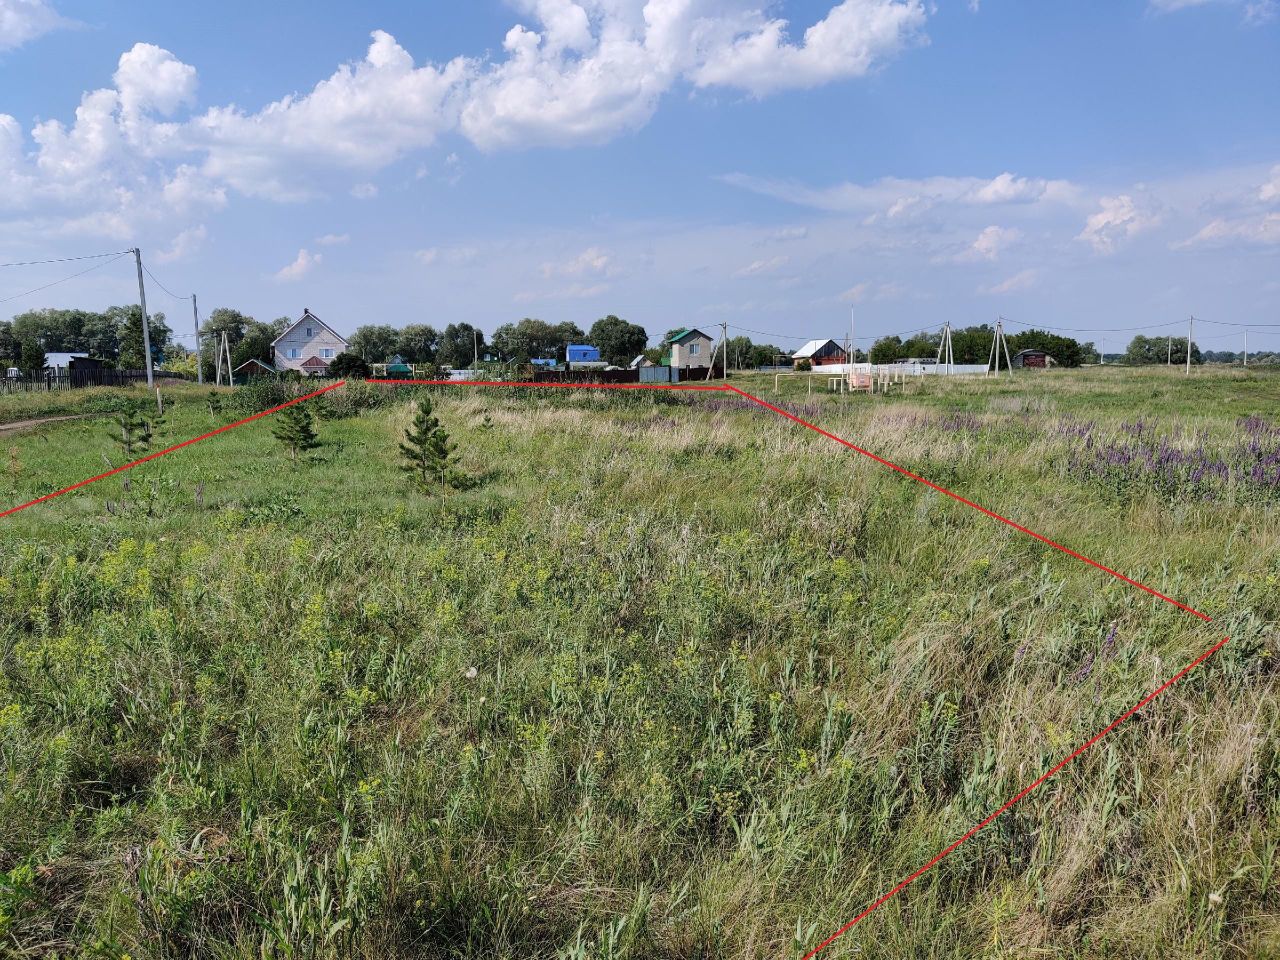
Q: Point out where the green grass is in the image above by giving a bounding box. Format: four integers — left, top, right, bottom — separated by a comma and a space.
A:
1, 369, 1278, 958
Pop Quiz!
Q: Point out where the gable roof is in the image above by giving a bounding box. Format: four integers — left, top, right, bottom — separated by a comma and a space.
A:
299, 355, 330, 370
232, 358, 277, 373
665, 327, 712, 345
792, 338, 845, 359
270, 308, 349, 348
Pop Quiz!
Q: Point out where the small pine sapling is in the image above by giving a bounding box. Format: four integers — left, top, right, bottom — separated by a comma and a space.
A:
110, 399, 154, 458
272, 403, 320, 462
399, 396, 459, 492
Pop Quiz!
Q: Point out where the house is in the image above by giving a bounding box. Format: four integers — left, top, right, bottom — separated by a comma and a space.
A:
665, 328, 715, 369
566, 344, 601, 364
630, 355, 654, 369
792, 339, 847, 367
1011, 348, 1052, 369
232, 358, 277, 379
271, 308, 349, 375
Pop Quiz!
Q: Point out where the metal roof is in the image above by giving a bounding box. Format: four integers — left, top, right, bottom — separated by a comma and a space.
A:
792, 338, 845, 359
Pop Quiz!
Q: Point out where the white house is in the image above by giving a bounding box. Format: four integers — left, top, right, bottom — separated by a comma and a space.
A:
270, 308, 349, 376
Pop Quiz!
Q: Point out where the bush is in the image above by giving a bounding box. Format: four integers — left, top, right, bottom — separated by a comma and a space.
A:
328, 352, 372, 379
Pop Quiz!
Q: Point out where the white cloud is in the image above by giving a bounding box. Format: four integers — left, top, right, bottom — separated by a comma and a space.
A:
721, 170, 1076, 214
316, 232, 350, 245
980, 268, 1037, 295
1076, 195, 1159, 253
1260, 165, 1280, 203
0, 0, 70, 52
113, 42, 198, 119
155, 223, 207, 263
274, 248, 321, 282
1176, 212, 1280, 248
1148, 0, 1276, 22
415, 245, 477, 266
351, 182, 378, 199
758, 225, 808, 244
956, 225, 1020, 262
734, 254, 789, 277
542, 245, 612, 277
839, 282, 871, 302
513, 280, 609, 303
693, 0, 928, 97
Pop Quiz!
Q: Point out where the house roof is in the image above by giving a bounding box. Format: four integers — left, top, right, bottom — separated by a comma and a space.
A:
792, 338, 845, 359
43, 352, 89, 367
1012, 348, 1049, 357
629, 354, 652, 368
665, 327, 712, 344
270, 308, 349, 348
232, 358, 277, 373
299, 355, 330, 369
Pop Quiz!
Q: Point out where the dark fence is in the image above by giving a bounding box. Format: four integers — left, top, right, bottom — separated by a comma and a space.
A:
0, 369, 187, 394
531, 365, 723, 385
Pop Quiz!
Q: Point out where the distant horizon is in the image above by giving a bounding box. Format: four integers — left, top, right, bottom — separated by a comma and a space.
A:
1, 1, 1277, 352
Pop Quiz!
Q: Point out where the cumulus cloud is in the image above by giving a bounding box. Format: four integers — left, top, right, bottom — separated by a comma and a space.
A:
274, 248, 321, 282
956, 225, 1020, 262
693, 0, 927, 96
0, 0, 70, 52
1076, 195, 1160, 253
1260, 165, 1280, 203
316, 232, 350, 245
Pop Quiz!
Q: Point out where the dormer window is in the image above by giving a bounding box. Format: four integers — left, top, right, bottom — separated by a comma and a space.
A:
306, 327, 313, 337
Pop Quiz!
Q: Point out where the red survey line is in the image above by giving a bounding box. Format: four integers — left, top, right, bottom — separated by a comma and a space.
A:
726, 386, 1212, 623
0, 381, 346, 520
799, 633, 1233, 959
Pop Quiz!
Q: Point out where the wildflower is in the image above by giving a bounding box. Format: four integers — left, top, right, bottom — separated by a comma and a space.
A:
1208, 892, 1224, 907
465, 666, 478, 680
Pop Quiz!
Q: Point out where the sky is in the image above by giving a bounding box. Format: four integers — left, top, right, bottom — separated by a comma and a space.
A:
0, 0, 1277, 354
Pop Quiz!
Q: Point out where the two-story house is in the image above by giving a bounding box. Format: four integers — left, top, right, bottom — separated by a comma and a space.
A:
271, 308, 349, 376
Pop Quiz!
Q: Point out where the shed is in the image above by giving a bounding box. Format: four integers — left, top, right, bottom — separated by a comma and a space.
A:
630, 354, 654, 369
792, 339, 848, 366
43, 352, 99, 371
232, 358, 278, 379
566, 344, 601, 364
1011, 348, 1052, 369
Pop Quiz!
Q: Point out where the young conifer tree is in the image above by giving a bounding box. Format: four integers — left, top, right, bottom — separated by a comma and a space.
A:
110, 398, 153, 458
271, 403, 320, 462
399, 396, 458, 492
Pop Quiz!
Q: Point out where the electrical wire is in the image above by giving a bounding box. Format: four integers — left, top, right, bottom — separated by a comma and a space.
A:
141, 263, 191, 302
0, 250, 133, 269
0, 252, 131, 306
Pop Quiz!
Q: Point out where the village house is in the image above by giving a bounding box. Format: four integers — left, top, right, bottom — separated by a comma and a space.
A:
792, 339, 848, 367
270, 308, 349, 376
665, 328, 714, 369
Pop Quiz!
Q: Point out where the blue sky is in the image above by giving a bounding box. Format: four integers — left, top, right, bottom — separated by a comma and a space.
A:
1, 0, 1277, 353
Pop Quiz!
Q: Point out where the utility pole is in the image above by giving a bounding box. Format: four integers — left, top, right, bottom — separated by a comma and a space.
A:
1186, 315, 1193, 376
192, 293, 203, 385
848, 305, 856, 390
1167, 336, 1172, 366
473, 329, 479, 370
1243, 328, 1248, 367
935, 321, 954, 374
132, 248, 155, 388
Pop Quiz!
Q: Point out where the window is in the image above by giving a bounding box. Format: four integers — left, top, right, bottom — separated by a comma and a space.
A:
305, 327, 314, 337
320, 348, 334, 359
288, 348, 300, 359
689, 343, 701, 356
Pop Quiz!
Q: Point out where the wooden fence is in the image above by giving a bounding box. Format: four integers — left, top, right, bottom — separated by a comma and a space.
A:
0, 369, 185, 394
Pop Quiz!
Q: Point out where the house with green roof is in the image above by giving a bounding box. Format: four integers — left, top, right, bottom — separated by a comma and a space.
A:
662, 328, 715, 369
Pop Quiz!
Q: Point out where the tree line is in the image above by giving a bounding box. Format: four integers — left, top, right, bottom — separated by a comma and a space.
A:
0, 307, 176, 374
868, 326, 1100, 367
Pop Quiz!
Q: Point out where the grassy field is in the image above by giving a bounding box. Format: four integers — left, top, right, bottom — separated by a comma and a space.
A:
1, 367, 1278, 958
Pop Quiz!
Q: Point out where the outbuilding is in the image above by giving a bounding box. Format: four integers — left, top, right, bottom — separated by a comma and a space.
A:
664, 328, 715, 369
1011, 348, 1053, 369
566, 344, 601, 364
792, 339, 848, 366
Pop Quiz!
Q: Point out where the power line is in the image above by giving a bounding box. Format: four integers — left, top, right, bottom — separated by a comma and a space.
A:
141, 263, 191, 302
1000, 316, 1185, 334
0, 250, 133, 269
0, 252, 131, 306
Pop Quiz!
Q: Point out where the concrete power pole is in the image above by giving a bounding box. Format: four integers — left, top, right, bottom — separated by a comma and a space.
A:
192, 293, 203, 385
132, 248, 155, 388
1244, 328, 1248, 367
1167, 336, 1172, 366
1186, 315, 1193, 376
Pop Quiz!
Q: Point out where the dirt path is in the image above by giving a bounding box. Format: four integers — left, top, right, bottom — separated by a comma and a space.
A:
0, 414, 90, 435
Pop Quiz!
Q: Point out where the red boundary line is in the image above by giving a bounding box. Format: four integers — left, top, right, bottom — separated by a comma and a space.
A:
0, 382, 345, 520
1, 376, 1233, 956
